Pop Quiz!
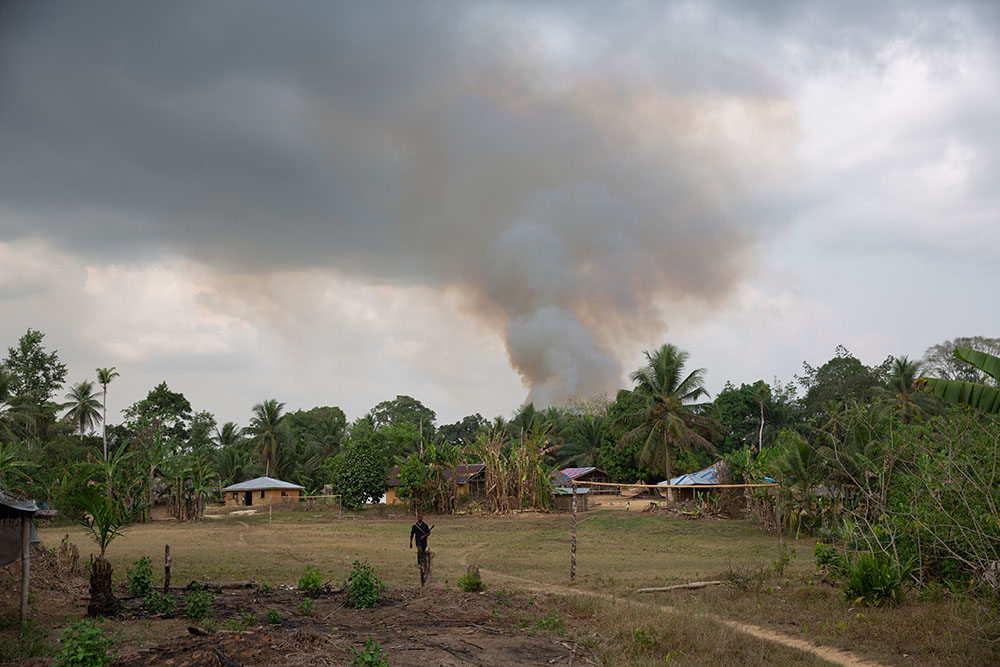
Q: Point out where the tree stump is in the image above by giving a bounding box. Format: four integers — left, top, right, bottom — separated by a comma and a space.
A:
419, 550, 433, 586
87, 555, 120, 617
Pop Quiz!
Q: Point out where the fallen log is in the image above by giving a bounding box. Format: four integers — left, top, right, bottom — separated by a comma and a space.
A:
636, 580, 722, 593
185, 579, 257, 590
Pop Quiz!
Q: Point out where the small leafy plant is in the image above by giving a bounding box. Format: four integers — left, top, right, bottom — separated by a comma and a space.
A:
299, 565, 324, 597
347, 560, 384, 609
535, 611, 565, 634
184, 586, 215, 622
350, 635, 388, 667
223, 612, 256, 631
843, 551, 910, 606
127, 556, 153, 598
144, 591, 177, 615
56, 618, 113, 667
457, 566, 485, 592
297, 597, 315, 616
265, 608, 282, 624
633, 626, 654, 650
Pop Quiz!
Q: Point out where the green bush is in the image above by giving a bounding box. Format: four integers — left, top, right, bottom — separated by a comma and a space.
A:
457, 566, 485, 593
183, 586, 215, 622
223, 612, 256, 631
127, 556, 153, 598
347, 560, 384, 609
298, 565, 324, 597
297, 597, 315, 616
265, 608, 282, 624
844, 551, 910, 606
350, 635, 388, 667
144, 591, 177, 615
56, 618, 113, 667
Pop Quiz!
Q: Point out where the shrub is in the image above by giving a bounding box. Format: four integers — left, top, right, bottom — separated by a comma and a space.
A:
298, 565, 324, 597
814, 542, 845, 574
144, 591, 177, 615
458, 566, 485, 593
184, 586, 215, 622
297, 598, 315, 616
350, 636, 388, 667
127, 556, 153, 598
347, 560, 384, 609
223, 612, 256, 631
56, 618, 113, 667
844, 551, 910, 606
265, 608, 282, 624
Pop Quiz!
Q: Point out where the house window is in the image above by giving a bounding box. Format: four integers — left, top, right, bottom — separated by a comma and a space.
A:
260, 491, 265, 499
281, 491, 286, 497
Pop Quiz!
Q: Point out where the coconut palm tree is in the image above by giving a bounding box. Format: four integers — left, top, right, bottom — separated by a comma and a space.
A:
95, 367, 119, 460
617, 343, 718, 501
559, 415, 605, 468
248, 399, 289, 477
61, 380, 102, 442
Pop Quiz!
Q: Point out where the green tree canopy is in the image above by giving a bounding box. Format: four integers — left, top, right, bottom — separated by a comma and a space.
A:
3, 328, 68, 409
797, 345, 892, 418
370, 395, 436, 438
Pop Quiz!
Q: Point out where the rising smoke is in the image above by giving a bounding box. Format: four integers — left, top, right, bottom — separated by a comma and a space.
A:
0, 2, 793, 406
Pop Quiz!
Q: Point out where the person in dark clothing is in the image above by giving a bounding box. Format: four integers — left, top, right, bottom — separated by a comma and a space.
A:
409, 513, 432, 567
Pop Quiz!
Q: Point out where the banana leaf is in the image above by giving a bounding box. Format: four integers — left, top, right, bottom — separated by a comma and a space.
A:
916, 377, 1000, 414
954, 346, 1000, 382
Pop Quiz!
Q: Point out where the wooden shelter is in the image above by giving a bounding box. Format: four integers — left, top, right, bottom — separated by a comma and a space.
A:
1, 490, 40, 622
384, 463, 487, 505
222, 476, 304, 507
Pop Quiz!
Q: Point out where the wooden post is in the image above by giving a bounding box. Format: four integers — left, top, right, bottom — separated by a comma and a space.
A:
163, 544, 171, 595
570, 482, 577, 582
20, 516, 30, 623
774, 487, 782, 552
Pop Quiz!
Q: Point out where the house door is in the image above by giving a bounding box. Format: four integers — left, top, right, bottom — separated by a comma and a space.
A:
244, 491, 253, 506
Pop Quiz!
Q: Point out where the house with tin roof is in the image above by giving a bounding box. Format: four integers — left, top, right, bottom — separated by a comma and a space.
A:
223, 476, 305, 507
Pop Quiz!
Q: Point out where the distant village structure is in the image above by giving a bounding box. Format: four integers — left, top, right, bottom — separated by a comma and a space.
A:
223, 476, 304, 507
384, 463, 487, 505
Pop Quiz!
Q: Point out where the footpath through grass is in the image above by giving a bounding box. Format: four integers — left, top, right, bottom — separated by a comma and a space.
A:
38, 507, 1000, 666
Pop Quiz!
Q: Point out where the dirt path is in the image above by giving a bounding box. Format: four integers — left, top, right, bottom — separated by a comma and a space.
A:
460, 544, 885, 667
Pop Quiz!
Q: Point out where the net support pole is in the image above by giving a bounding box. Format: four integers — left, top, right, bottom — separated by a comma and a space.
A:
570, 482, 577, 582
20, 516, 30, 623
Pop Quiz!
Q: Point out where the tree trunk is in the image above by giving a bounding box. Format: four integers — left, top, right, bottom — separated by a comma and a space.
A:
87, 555, 120, 617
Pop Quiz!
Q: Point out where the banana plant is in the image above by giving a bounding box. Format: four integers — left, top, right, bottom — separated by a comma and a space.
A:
915, 347, 1000, 414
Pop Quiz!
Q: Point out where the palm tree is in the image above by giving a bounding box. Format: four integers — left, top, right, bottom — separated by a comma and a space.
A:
876, 356, 939, 423
248, 399, 288, 477
61, 380, 102, 442
617, 343, 718, 501
96, 367, 119, 461
559, 415, 604, 468
213, 421, 245, 449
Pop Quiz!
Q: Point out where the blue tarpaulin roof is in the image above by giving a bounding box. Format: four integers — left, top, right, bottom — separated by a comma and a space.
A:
658, 462, 726, 486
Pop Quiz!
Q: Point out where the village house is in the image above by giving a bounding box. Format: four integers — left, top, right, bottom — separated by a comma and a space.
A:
223, 476, 304, 508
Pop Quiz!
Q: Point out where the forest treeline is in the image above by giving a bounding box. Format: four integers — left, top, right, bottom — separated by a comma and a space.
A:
2, 328, 1000, 600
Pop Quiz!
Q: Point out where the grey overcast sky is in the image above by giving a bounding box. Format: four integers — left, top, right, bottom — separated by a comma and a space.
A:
1, 1, 998, 428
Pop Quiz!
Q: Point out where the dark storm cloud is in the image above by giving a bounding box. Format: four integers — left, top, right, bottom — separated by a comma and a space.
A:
5, 1, 989, 404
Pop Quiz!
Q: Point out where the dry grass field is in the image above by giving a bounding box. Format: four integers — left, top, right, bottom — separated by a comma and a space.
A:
2, 504, 996, 665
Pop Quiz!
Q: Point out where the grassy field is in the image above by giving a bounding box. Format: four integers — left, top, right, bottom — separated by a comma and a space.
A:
23, 506, 1000, 665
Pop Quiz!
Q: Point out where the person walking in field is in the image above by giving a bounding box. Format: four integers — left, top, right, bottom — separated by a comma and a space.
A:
409, 513, 432, 564
410, 513, 433, 584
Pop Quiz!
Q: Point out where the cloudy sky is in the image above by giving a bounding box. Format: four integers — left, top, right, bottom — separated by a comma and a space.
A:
1, 1, 998, 429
